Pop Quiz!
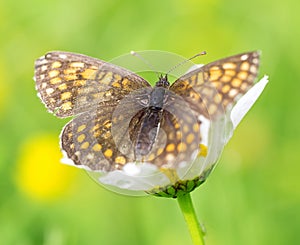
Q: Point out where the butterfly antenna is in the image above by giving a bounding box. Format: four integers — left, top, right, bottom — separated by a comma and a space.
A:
130, 51, 160, 77
166, 51, 207, 76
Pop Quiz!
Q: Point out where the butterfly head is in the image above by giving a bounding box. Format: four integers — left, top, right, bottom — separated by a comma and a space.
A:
155, 74, 170, 89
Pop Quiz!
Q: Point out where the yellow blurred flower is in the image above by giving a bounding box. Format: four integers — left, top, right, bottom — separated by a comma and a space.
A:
15, 134, 78, 202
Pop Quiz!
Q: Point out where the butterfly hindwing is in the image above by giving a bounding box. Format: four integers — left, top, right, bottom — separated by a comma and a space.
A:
60, 103, 135, 171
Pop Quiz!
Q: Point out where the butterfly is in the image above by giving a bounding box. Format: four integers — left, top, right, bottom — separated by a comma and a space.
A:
34, 51, 260, 171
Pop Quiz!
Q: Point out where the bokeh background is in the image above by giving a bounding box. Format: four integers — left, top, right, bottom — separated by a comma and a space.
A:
1, 0, 299, 244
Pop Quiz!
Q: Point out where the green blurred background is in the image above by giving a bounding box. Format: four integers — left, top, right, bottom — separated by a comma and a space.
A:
1, 0, 299, 244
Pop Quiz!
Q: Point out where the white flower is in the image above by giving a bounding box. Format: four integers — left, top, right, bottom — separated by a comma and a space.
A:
78, 74, 269, 197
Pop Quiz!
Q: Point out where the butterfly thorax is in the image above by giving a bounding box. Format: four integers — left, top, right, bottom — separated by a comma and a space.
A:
149, 74, 170, 110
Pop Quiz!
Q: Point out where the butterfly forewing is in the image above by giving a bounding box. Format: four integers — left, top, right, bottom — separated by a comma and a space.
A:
34, 51, 151, 118
111, 87, 153, 159
170, 51, 260, 118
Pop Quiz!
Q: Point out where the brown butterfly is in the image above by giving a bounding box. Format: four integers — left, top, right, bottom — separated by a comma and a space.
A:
34, 51, 260, 171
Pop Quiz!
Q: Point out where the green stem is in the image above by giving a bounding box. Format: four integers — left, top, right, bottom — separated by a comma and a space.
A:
177, 193, 205, 245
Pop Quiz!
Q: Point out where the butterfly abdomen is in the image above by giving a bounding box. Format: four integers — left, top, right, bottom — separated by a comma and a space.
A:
134, 109, 163, 157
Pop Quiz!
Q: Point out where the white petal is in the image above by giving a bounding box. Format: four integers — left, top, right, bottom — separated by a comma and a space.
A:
178, 116, 227, 180
97, 163, 170, 194
231, 75, 269, 129
123, 163, 141, 175
198, 115, 210, 146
